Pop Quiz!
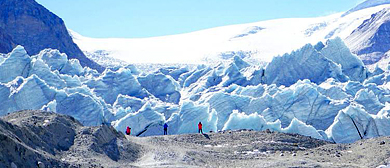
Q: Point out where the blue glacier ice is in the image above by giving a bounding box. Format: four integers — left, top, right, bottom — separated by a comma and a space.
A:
1, 37, 390, 143
157, 66, 189, 81
138, 73, 181, 104
112, 102, 165, 136
222, 110, 282, 132
222, 111, 323, 139
0, 46, 31, 83
264, 44, 347, 86
29, 59, 67, 89
85, 68, 149, 104
36, 48, 84, 76
282, 118, 323, 140
166, 101, 217, 134
320, 37, 368, 82
354, 89, 385, 114
326, 104, 377, 143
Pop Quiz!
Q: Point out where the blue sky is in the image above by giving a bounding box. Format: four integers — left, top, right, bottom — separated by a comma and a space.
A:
36, 0, 364, 38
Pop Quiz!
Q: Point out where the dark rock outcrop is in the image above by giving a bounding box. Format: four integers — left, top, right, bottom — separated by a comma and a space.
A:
346, 8, 390, 64
0, 0, 104, 72
0, 27, 14, 53
0, 110, 141, 167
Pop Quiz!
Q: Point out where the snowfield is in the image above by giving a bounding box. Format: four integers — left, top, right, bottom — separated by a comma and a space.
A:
71, 4, 390, 67
1, 36, 390, 144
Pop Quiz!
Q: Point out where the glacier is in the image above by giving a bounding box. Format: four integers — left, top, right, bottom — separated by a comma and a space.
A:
1, 37, 390, 144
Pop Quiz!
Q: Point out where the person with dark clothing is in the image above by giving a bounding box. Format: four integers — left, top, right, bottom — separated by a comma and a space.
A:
164, 123, 168, 135
198, 122, 203, 134
126, 126, 131, 135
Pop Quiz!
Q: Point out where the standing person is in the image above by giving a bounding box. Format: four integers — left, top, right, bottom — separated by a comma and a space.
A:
126, 126, 131, 135
198, 122, 203, 134
164, 123, 168, 135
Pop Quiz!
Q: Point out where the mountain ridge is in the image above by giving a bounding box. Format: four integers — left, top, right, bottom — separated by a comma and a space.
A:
343, 0, 390, 16
0, 0, 104, 72
346, 7, 390, 64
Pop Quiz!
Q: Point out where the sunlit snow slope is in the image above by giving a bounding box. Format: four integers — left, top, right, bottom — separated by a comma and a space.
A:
71, 4, 390, 65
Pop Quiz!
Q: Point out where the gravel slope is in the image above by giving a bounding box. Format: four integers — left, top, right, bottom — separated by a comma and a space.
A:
131, 130, 390, 168
1, 111, 390, 168
0, 110, 141, 167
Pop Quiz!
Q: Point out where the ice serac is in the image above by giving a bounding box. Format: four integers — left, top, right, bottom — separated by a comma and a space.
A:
321, 37, 368, 82
36, 49, 85, 76
326, 104, 380, 143
318, 79, 350, 100
14, 76, 56, 112
60, 59, 84, 76
233, 84, 266, 98
232, 55, 250, 70
282, 118, 323, 140
111, 99, 180, 136
29, 59, 66, 89
112, 102, 165, 136
157, 66, 189, 81
204, 92, 252, 129
109, 95, 149, 122
180, 57, 259, 102
221, 58, 249, 87
344, 81, 365, 96
138, 73, 181, 104
182, 65, 212, 88
36, 49, 68, 72
375, 104, 390, 136
0, 0, 104, 72
0, 75, 104, 126
85, 68, 148, 104
113, 95, 145, 113
167, 101, 217, 134
264, 43, 347, 86
0, 46, 31, 83
258, 80, 349, 130
55, 92, 105, 126
223, 112, 323, 140
222, 111, 282, 132
59, 74, 82, 88
354, 89, 385, 114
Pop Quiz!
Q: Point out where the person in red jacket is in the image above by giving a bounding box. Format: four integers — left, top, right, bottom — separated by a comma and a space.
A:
198, 122, 203, 134
126, 126, 131, 135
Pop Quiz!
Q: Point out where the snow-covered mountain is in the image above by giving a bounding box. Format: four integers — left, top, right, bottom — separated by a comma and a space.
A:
344, 0, 390, 16
345, 7, 390, 64
71, 2, 390, 68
